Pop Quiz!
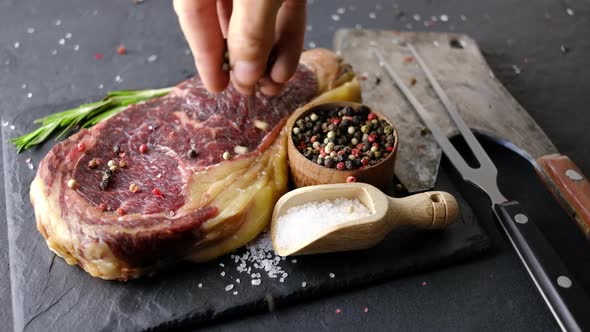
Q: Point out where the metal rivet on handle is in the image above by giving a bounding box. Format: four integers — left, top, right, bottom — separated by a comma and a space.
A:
557, 276, 572, 288
565, 169, 584, 181
514, 214, 528, 224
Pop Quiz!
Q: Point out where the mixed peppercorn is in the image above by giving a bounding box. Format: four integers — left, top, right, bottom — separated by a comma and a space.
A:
292, 105, 395, 170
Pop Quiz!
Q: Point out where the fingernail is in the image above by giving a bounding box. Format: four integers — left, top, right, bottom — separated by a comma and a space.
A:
232, 61, 261, 86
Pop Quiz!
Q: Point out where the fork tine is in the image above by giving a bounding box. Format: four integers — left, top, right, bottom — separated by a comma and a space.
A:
371, 48, 473, 176
406, 43, 495, 169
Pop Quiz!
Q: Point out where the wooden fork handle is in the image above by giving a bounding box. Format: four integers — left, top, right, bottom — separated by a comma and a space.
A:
537, 154, 590, 239
390, 191, 459, 229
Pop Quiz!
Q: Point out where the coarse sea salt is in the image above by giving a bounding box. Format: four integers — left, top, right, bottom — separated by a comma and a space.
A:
233, 232, 288, 283
274, 198, 372, 251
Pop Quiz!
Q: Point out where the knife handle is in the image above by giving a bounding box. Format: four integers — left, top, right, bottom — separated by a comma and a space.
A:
537, 154, 590, 239
494, 201, 590, 332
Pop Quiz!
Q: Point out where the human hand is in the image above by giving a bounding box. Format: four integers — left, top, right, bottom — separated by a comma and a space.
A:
173, 0, 307, 96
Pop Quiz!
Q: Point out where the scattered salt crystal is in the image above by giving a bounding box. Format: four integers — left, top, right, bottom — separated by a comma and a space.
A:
28, 164, 34, 170
337, 7, 345, 14
27, 27, 35, 34
291, 259, 297, 263
59, 39, 65, 46
25, 158, 31, 163
225, 284, 234, 291
21, 83, 27, 89
308, 41, 316, 48
355, 24, 362, 30
98, 83, 104, 89
279, 278, 284, 283
236, 278, 240, 284
329, 273, 335, 278
235, 233, 288, 282
220, 271, 226, 276
460, 15, 467, 21
413, 14, 421, 21
331, 14, 340, 21
405, 23, 413, 30
147, 54, 158, 63
275, 198, 372, 251
115, 75, 122, 83
55, 19, 62, 26
306, 25, 312, 32
219, 263, 225, 267
302, 282, 307, 287
512, 65, 521, 75
198, 283, 203, 288
254, 119, 269, 130
184, 48, 191, 56
73, 44, 80, 51
10, 125, 15, 130
233, 291, 238, 295
369, 12, 376, 19
27, 92, 32, 98
14, 41, 20, 49
51, 49, 57, 55
234, 145, 249, 155
65, 32, 72, 39
2, 121, 8, 127
440, 14, 449, 22
433, 41, 440, 47
566, 8, 574, 16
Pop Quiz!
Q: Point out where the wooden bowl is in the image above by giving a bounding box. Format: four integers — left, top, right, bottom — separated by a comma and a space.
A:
286, 102, 398, 191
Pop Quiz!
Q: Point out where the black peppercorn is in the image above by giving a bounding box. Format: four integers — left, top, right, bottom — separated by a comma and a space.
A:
187, 148, 198, 158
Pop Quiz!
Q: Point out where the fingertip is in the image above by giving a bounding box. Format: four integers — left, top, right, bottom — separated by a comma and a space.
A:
270, 53, 301, 84
229, 72, 255, 95
232, 60, 265, 87
259, 78, 285, 96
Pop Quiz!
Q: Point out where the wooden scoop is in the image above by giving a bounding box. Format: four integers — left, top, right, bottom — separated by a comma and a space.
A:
271, 183, 459, 256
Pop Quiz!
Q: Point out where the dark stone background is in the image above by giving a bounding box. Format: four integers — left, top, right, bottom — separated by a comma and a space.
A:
1, 0, 589, 331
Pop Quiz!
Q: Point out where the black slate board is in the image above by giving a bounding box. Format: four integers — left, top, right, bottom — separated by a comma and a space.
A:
2, 103, 489, 331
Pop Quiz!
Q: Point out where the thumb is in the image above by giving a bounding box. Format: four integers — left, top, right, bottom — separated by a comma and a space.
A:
227, 0, 282, 94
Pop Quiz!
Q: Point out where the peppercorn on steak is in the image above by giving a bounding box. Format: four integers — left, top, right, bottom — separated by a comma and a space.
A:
31, 49, 361, 280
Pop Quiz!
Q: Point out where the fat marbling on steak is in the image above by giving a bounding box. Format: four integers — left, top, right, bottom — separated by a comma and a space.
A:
31, 49, 361, 280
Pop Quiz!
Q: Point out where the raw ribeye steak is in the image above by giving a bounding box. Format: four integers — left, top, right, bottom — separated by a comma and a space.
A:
31, 49, 361, 280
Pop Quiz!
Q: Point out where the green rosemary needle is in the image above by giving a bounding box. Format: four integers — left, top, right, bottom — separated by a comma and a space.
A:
10, 86, 173, 153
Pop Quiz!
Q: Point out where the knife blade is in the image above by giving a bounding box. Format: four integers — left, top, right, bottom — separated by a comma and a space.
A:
373, 45, 590, 332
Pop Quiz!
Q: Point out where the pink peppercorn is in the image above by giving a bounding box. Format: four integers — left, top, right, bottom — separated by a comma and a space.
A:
336, 162, 345, 170
346, 176, 357, 183
152, 188, 163, 196
98, 203, 107, 211
139, 144, 148, 153
77, 142, 86, 151
367, 113, 377, 121
335, 309, 342, 314
117, 207, 126, 216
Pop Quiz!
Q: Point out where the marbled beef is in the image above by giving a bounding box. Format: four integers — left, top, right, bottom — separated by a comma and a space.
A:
31, 49, 360, 280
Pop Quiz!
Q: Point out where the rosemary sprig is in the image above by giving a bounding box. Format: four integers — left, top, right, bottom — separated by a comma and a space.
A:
10, 86, 173, 153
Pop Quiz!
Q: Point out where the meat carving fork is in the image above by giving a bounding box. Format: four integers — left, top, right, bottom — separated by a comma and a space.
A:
373, 45, 590, 331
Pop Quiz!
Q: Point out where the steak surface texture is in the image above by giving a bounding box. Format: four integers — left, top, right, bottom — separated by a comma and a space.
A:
31, 49, 360, 280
